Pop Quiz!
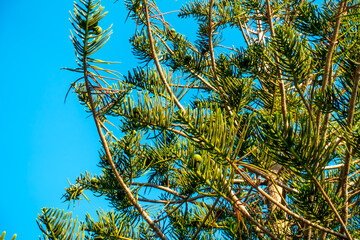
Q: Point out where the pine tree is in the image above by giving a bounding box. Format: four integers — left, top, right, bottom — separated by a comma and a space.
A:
37, 0, 360, 239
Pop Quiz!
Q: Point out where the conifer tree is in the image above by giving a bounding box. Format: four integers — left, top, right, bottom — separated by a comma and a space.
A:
37, 0, 360, 239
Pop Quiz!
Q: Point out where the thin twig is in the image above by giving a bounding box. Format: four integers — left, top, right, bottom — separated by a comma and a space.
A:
238, 163, 299, 194
234, 165, 348, 239
131, 182, 187, 198
309, 172, 353, 240
324, 164, 344, 170
316, 1, 348, 131
265, 0, 288, 123
190, 196, 221, 240
339, 63, 360, 229
138, 195, 206, 204
228, 190, 280, 239
208, 0, 217, 80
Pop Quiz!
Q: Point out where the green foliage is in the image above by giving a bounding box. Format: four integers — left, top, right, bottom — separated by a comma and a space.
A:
39, 0, 360, 239
69, 0, 112, 64
0, 232, 16, 240
37, 208, 86, 240
84, 210, 137, 239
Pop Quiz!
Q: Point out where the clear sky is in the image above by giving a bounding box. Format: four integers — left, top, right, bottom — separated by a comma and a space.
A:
0, 0, 194, 238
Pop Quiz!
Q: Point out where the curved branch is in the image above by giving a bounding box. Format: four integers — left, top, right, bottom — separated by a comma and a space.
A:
234, 167, 349, 239
143, 0, 185, 113
208, 0, 217, 80
82, 14, 167, 240
265, 0, 288, 122
131, 182, 187, 198
190, 196, 221, 240
152, 30, 218, 92
340, 63, 360, 230
310, 172, 353, 240
228, 191, 280, 239
316, 1, 348, 130
84, 76, 168, 240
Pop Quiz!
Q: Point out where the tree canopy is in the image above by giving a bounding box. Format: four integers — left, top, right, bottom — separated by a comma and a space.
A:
37, 0, 360, 239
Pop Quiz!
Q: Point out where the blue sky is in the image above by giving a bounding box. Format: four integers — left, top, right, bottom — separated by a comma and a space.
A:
0, 0, 196, 238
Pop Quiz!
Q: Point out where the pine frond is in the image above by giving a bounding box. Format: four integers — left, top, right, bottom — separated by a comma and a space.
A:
294, 0, 333, 39
110, 92, 176, 132
259, 112, 340, 178
0, 232, 16, 240
123, 67, 168, 96
37, 208, 86, 240
289, 178, 343, 222
269, 24, 313, 84
186, 150, 236, 196
84, 210, 137, 239
167, 201, 220, 239
69, 0, 112, 65
177, 103, 251, 161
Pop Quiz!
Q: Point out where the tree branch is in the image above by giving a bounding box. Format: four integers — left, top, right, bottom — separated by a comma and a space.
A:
339, 63, 360, 229
190, 196, 221, 240
265, 0, 288, 122
310, 171, 353, 240
143, 0, 185, 113
316, 1, 348, 131
234, 165, 349, 239
83, 20, 167, 240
